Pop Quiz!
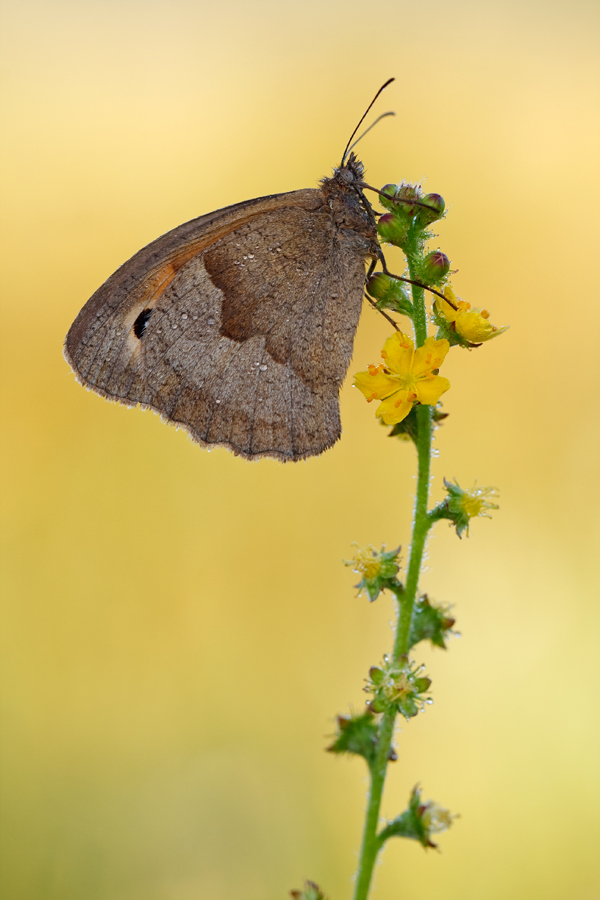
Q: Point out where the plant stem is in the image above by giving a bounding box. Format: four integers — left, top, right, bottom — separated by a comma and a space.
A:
352, 265, 434, 900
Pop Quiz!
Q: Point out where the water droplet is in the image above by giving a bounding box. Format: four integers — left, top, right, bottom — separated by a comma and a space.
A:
181, 313, 188, 320
207, 318, 216, 325
215, 399, 221, 404
276, 247, 282, 252
324, 342, 333, 352
243, 255, 247, 260
96, 312, 102, 317
257, 397, 263, 402
172, 324, 178, 329
259, 364, 268, 371
454, 632, 462, 639
426, 698, 434, 704
247, 253, 254, 259
192, 314, 198, 320
331, 292, 338, 298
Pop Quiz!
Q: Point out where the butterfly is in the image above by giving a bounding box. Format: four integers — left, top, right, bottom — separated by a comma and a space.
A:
64, 82, 395, 461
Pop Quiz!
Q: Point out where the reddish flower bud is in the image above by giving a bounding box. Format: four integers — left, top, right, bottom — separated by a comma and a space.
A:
377, 213, 409, 247
415, 193, 445, 227
419, 250, 450, 285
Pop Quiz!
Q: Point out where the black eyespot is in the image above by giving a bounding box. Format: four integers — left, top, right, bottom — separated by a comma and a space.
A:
133, 308, 153, 339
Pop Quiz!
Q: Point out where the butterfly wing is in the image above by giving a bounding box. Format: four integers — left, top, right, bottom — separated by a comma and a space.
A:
65, 188, 371, 461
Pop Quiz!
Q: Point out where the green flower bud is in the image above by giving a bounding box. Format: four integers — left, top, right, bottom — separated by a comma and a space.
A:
369, 666, 385, 685
377, 213, 409, 247
379, 183, 400, 211
415, 192, 445, 227
366, 273, 412, 315
418, 250, 450, 286
379, 182, 422, 216
366, 272, 394, 300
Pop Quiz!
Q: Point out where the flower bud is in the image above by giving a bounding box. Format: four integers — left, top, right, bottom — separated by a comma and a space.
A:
377, 213, 409, 247
369, 666, 385, 684
379, 182, 422, 216
418, 250, 450, 286
366, 273, 412, 314
379, 183, 400, 211
366, 272, 394, 300
415, 193, 445, 227
394, 183, 421, 214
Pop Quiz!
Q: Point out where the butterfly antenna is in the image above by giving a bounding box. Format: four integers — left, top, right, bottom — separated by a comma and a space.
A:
341, 77, 395, 166
345, 111, 395, 157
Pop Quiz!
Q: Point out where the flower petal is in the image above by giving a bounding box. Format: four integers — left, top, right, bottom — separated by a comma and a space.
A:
381, 331, 414, 373
456, 312, 508, 343
415, 374, 450, 405
435, 296, 457, 323
354, 369, 401, 402
413, 337, 450, 375
376, 391, 414, 425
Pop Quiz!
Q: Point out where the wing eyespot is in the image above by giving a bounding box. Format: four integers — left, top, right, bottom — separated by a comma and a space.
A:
133, 308, 153, 339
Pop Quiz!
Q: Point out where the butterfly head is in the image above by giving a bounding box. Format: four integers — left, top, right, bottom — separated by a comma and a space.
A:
335, 152, 365, 185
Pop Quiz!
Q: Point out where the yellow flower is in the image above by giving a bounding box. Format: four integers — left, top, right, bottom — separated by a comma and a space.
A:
443, 479, 499, 537
436, 285, 508, 343
458, 484, 499, 519
354, 332, 450, 426
345, 544, 382, 580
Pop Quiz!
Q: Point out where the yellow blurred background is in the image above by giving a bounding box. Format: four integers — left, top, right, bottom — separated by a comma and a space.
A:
2, 1, 600, 898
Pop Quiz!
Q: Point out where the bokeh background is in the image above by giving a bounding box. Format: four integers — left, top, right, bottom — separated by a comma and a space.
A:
2, 1, 600, 898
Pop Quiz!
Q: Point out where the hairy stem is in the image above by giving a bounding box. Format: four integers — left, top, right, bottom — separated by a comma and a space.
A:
352, 261, 433, 900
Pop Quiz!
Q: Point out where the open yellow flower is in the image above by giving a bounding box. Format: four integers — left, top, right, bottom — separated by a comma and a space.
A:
354, 332, 450, 425
436, 285, 508, 343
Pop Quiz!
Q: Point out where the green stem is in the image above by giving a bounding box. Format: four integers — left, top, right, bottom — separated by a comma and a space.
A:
352, 262, 434, 900
394, 403, 432, 660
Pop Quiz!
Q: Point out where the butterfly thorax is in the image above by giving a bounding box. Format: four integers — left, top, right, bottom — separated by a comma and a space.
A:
320, 153, 378, 256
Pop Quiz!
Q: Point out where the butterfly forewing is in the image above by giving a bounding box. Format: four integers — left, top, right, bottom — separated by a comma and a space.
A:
65, 164, 378, 461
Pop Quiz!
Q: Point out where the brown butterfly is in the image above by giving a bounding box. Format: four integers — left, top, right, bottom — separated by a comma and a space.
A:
64, 82, 395, 461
